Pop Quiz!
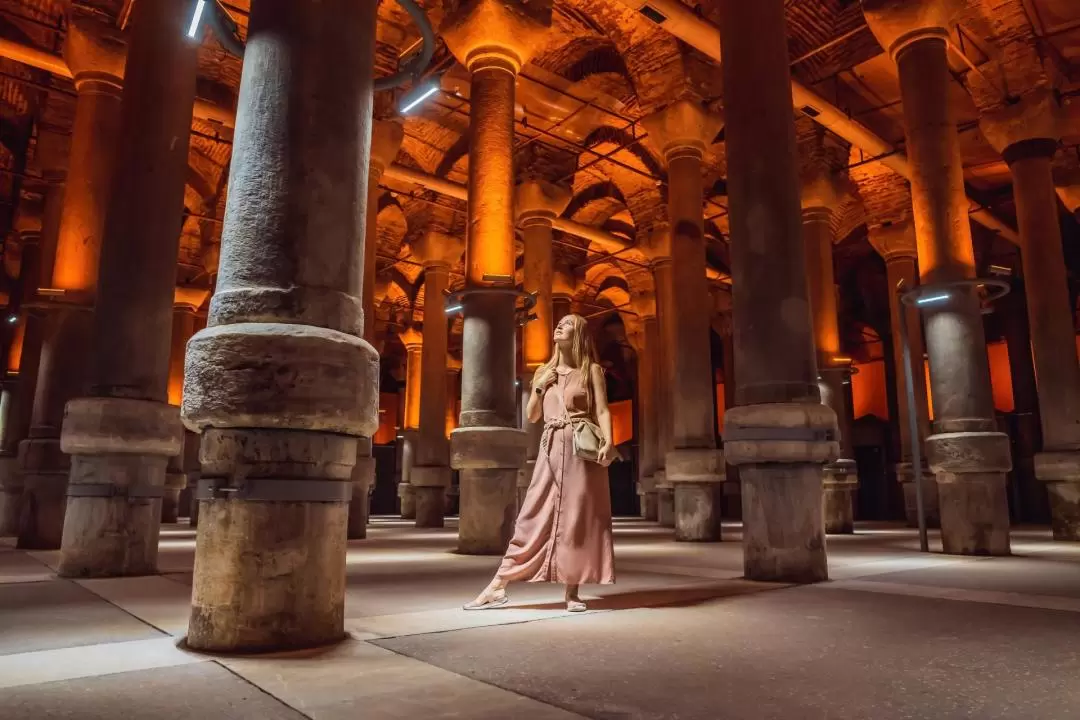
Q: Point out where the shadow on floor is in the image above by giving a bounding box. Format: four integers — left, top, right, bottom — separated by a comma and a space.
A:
504, 581, 786, 612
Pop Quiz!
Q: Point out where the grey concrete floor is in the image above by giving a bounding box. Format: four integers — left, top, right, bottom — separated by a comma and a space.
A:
1, 518, 1078, 719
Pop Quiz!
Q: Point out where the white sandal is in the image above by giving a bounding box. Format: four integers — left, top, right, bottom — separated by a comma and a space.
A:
463, 589, 509, 611
566, 599, 587, 613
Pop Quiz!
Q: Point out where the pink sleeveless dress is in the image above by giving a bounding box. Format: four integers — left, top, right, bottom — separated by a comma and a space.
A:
495, 366, 616, 585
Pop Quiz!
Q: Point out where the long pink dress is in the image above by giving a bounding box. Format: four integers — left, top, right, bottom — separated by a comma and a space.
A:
495, 366, 616, 585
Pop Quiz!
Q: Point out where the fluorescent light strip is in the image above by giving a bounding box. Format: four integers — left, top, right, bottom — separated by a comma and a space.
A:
916, 294, 950, 306
444, 304, 463, 314
188, 0, 206, 39
401, 85, 439, 113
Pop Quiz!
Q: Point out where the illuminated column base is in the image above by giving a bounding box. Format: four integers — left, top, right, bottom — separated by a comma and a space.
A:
897, 461, 939, 528
452, 426, 525, 555
348, 437, 374, 539
670, 449, 726, 541
822, 460, 857, 535
1035, 452, 1080, 541
927, 431, 1011, 556
655, 472, 674, 528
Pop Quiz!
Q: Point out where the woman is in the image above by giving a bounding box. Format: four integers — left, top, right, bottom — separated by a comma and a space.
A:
465, 314, 616, 612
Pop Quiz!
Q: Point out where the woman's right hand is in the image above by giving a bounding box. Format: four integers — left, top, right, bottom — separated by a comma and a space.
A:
532, 368, 556, 393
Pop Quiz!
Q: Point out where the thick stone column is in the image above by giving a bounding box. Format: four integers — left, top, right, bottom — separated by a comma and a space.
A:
397, 329, 422, 519
630, 281, 659, 520
719, 0, 837, 582
982, 91, 1080, 539
56, 0, 196, 578
352, 120, 403, 539
17, 12, 125, 550
713, 288, 741, 519
645, 233, 677, 529
801, 173, 858, 534
410, 232, 463, 527
1000, 285, 1043, 520
163, 295, 206, 523
442, 0, 548, 554
866, 0, 1011, 555
181, 0, 380, 653
642, 101, 726, 542
868, 220, 938, 527
515, 181, 569, 507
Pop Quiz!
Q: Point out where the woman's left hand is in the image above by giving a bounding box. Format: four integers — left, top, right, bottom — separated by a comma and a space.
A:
598, 440, 616, 467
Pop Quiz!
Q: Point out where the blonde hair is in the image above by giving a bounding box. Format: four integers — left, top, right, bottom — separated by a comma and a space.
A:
534, 314, 598, 410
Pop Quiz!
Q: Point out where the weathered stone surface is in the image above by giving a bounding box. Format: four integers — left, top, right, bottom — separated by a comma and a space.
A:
61, 398, 182, 457
862, 0, 962, 58
925, 431, 1012, 475
724, 403, 839, 466
450, 426, 527, 470
441, 0, 552, 72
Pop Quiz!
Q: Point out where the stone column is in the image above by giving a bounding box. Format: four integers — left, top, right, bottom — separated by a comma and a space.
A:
801, 173, 858, 534
56, 0, 196, 578
719, 0, 837, 582
629, 281, 659, 520
397, 328, 422, 519
181, 0, 380, 653
410, 232, 463, 527
515, 181, 570, 506
982, 91, 1080, 539
645, 232, 676, 528
17, 13, 125, 550
442, 0, 549, 554
162, 295, 205, 523
868, 220, 938, 527
713, 288, 741, 519
865, 0, 1011, 555
642, 102, 726, 542
446, 354, 462, 515
351, 120, 403, 539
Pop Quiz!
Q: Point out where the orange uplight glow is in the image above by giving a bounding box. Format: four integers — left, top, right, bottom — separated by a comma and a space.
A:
6, 318, 24, 374
374, 393, 399, 445
716, 382, 726, 433
609, 399, 633, 446
851, 360, 888, 420
986, 342, 1014, 414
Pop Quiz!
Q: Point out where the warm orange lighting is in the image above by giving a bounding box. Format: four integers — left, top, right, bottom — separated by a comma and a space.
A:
400, 331, 423, 430
6, 318, 24, 374
375, 393, 399, 445
832, 355, 853, 365
715, 382, 726, 433
986, 341, 1014, 413
851, 360, 888, 420
609, 399, 633, 446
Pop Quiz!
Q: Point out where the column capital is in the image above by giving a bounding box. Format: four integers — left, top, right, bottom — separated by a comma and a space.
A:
868, 219, 918, 261
174, 286, 211, 313
446, 354, 462, 373
553, 261, 578, 299
515, 179, 571, 227
630, 287, 657, 320
640, 99, 723, 162
440, 0, 552, 74
800, 170, 852, 214
371, 120, 405, 177
411, 230, 464, 270
1057, 185, 1080, 216
64, 8, 126, 92
862, 0, 962, 61
639, 224, 672, 264
979, 89, 1062, 163
399, 327, 424, 352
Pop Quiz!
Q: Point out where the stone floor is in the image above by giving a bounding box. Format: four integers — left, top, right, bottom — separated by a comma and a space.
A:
2, 517, 1079, 719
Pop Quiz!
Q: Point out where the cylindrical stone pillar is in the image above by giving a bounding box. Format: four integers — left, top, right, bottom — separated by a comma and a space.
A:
868, 220, 938, 527
647, 243, 676, 528
514, 181, 569, 508
397, 329, 422, 519
56, 0, 197, 578
162, 301, 202, 523
982, 92, 1080, 539
801, 177, 858, 535
441, 0, 550, 554
352, 120, 403, 539
719, 0, 837, 583
410, 232, 463, 528
642, 101, 726, 542
17, 13, 125, 550
181, 0, 380, 653
630, 282, 660, 521
865, 0, 1011, 555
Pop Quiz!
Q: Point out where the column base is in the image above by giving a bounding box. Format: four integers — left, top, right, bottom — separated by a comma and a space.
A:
724, 403, 838, 583
897, 462, 940, 528
927, 431, 1011, 556
1034, 450, 1080, 541
16, 437, 70, 550
451, 426, 525, 555
58, 398, 182, 579
186, 428, 355, 654
823, 460, 857, 535
161, 472, 187, 524
412, 465, 451, 529
656, 484, 675, 528
674, 482, 724, 541
640, 490, 658, 521
398, 482, 416, 519
348, 439, 374, 540
0, 455, 22, 536
457, 468, 516, 555
667, 449, 724, 542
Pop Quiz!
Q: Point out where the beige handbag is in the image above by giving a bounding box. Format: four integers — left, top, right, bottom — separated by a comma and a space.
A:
558, 377, 611, 466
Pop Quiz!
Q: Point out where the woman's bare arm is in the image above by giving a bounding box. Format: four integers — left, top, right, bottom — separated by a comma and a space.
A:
591, 364, 613, 450
526, 368, 553, 423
